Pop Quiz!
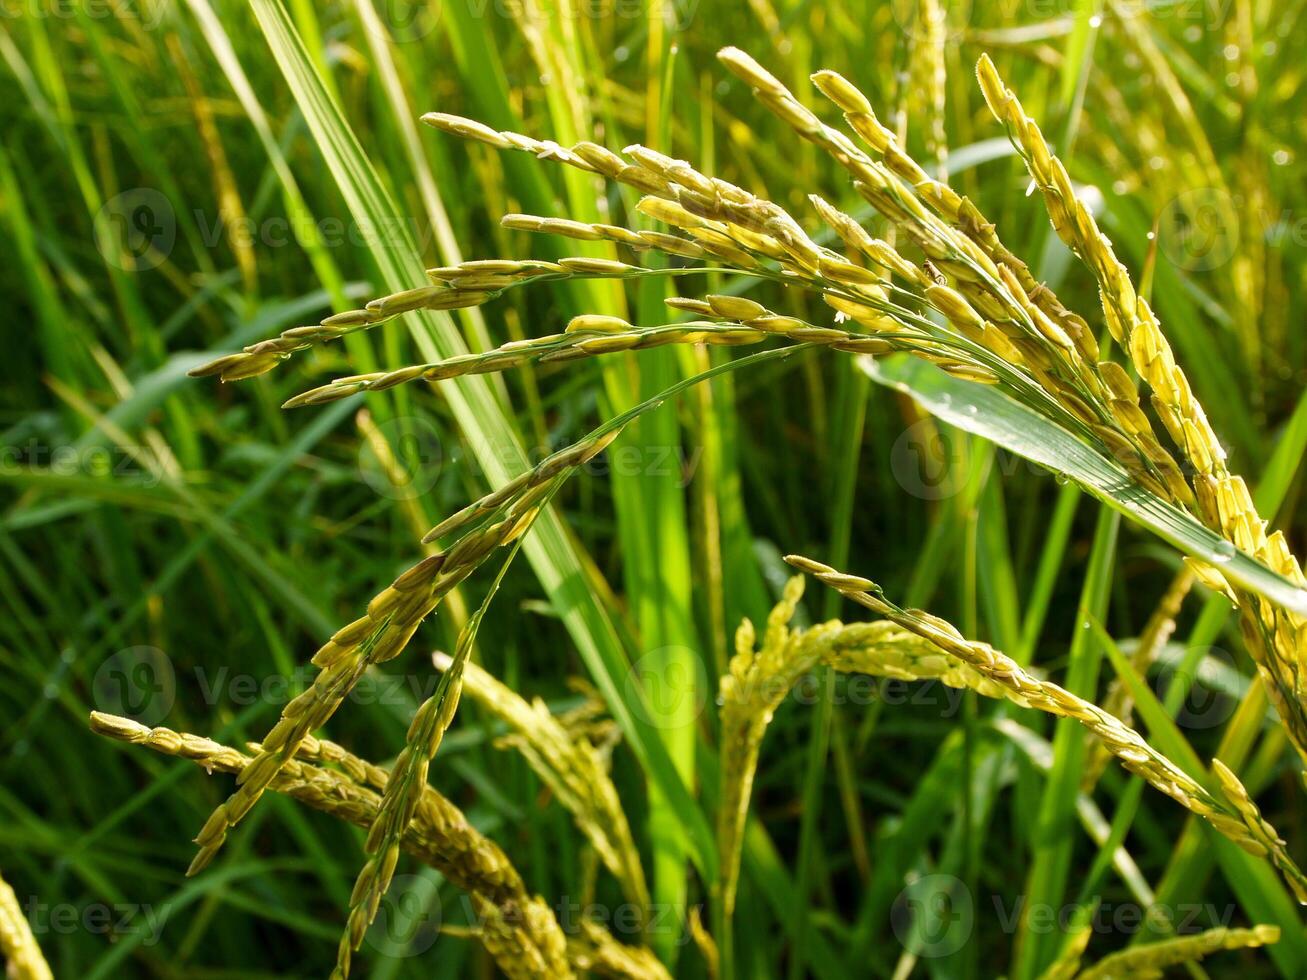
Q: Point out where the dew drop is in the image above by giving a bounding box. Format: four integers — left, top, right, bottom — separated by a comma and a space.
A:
1210, 540, 1236, 564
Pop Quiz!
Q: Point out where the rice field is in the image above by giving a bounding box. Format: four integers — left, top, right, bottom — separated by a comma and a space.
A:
3, 1, 1307, 977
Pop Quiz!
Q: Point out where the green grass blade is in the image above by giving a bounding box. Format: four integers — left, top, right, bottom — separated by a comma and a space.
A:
1012, 507, 1118, 979
245, 0, 716, 882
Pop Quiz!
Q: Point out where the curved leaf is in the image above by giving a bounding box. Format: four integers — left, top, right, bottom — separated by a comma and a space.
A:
862, 354, 1307, 617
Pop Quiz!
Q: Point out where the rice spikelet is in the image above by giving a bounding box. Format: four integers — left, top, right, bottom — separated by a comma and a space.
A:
434, 653, 650, 917
976, 52, 1307, 764
0, 872, 51, 980
188, 437, 616, 877
717, 576, 826, 918
89, 712, 586, 977
786, 554, 1307, 903
1077, 924, 1279, 979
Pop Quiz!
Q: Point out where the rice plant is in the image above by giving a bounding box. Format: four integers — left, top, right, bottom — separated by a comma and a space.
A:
5, 2, 1307, 978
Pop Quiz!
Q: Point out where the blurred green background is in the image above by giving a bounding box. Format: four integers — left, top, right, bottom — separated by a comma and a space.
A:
2, 0, 1306, 976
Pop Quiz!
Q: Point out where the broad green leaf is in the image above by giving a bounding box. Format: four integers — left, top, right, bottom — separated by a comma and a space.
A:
862, 355, 1307, 617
